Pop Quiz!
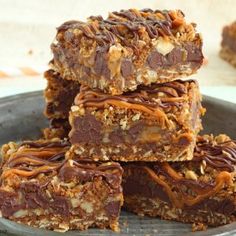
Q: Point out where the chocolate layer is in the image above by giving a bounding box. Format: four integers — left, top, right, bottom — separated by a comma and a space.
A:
146, 43, 203, 69
0, 160, 122, 218
123, 134, 236, 217
0, 139, 123, 231
71, 117, 192, 147
123, 164, 235, 215
69, 80, 204, 162
44, 69, 80, 119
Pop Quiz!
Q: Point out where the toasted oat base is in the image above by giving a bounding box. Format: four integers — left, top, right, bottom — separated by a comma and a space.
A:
10, 213, 119, 232
124, 196, 236, 228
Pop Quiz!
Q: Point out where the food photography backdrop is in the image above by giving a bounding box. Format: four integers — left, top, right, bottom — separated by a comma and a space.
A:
0, 0, 236, 103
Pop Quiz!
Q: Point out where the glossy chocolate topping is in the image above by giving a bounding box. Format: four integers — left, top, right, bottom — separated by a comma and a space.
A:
58, 160, 123, 189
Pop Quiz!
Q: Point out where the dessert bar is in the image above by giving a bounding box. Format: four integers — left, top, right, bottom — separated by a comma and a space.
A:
220, 21, 236, 67
43, 118, 70, 139
52, 9, 203, 95
44, 69, 80, 119
122, 134, 236, 228
69, 80, 204, 162
0, 139, 123, 232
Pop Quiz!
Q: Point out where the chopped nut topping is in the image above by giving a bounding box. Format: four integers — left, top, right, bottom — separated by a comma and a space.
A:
185, 170, 198, 181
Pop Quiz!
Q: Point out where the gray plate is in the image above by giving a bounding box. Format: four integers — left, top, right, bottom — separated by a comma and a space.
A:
0, 91, 236, 236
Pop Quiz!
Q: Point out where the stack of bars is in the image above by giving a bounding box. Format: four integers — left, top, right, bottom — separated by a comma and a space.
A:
0, 8, 236, 233
220, 21, 236, 67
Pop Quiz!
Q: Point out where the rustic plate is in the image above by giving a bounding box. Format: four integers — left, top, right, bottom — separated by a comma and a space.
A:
0, 91, 235, 236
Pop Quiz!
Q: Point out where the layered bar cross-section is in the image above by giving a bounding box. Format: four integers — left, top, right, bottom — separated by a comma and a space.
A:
69, 80, 204, 162
122, 134, 236, 228
44, 69, 81, 119
0, 139, 123, 232
43, 69, 80, 138
52, 8, 203, 95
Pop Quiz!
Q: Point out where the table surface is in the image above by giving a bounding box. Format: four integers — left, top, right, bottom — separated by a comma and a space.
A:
0, 0, 236, 103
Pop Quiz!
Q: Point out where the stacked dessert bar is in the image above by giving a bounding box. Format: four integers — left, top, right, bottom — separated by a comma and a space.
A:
0, 139, 123, 231
0, 8, 236, 233
123, 134, 236, 229
46, 8, 205, 164
43, 69, 80, 139
220, 21, 236, 67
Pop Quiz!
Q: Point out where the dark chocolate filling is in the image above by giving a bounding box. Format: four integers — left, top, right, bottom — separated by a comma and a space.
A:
123, 164, 236, 216
70, 114, 103, 145
45, 69, 81, 117
123, 167, 170, 203
147, 43, 203, 70
53, 9, 202, 84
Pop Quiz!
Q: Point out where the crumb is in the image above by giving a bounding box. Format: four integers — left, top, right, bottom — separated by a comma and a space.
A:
27, 49, 33, 55
192, 222, 207, 232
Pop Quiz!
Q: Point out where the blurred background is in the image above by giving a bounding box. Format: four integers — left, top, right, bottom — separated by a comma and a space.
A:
0, 0, 236, 103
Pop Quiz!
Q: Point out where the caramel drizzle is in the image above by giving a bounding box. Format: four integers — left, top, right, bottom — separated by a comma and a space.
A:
1, 142, 70, 179
101, 9, 183, 42
1, 143, 122, 180
194, 140, 236, 172
75, 82, 190, 128
138, 138, 236, 208
58, 9, 185, 46
143, 163, 233, 209
7, 151, 66, 168
1, 165, 64, 179
72, 159, 123, 172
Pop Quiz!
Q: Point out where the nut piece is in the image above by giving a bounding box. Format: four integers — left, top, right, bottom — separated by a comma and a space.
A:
155, 38, 174, 56
200, 160, 206, 175
185, 170, 198, 181
71, 105, 79, 112
215, 134, 230, 143
80, 202, 94, 213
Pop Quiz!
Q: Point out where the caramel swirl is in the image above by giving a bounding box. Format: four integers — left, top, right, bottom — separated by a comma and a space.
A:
124, 135, 236, 209
75, 81, 192, 128
143, 166, 232, 208
194, 136, 236, 172
142, 164, 232, 209
1, 140, 122, 182
58, 9, 186, 46
1, 141, 70, 180
77, 81, 189, 107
